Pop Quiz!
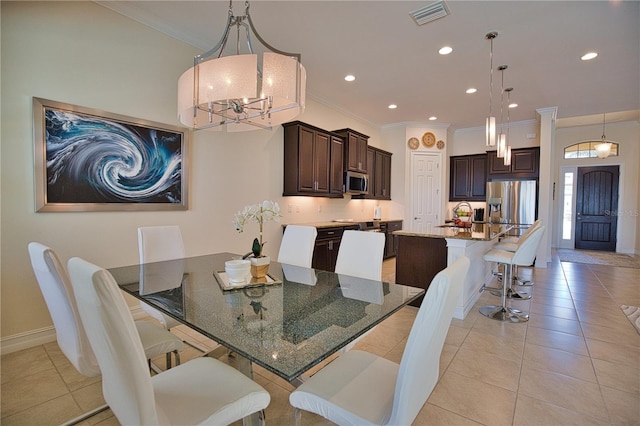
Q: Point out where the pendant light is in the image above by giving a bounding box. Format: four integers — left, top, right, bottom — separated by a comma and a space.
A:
497, 65, 508, 158
485, 32, 498, 147
503, 87, 513, 166
594, 113, 613, 158
178, 0, 306, 131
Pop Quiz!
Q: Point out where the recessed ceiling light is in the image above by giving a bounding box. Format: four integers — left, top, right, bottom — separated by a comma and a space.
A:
344, 74, 356, 82
581, 52, 598, 61
508, 103, 518, 108
388, 104, 397, 109
429, 116, 437, 121
466, 88, 477, 94
439, 46, 453, 55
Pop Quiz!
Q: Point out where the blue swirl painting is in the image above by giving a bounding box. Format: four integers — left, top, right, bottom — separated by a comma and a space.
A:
44, 108, 184, 205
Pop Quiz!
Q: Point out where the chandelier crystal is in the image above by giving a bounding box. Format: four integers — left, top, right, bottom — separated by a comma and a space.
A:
178, 0, 306, 131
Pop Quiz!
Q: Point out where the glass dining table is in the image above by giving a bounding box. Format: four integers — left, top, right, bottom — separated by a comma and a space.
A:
109, 252, 424, 383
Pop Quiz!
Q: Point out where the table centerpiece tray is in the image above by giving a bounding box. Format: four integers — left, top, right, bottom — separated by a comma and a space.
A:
213, 270, 282, 291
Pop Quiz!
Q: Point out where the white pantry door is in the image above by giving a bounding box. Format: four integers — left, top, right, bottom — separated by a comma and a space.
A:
410, 152, 441, 233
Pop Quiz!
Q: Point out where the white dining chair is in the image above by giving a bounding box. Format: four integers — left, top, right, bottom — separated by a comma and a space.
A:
67, 256, 271, 426
137, 226, 186, 329
334, 230, 386, 351
277, 225, 318, 268
27, 242, 185, 423
289, 256, 470, 426
334, 230, 385, 281
138, 226, 209, 352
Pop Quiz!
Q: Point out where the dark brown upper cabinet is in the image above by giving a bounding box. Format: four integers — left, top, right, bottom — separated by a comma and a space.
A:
487, 147, 539, 180
329, 135, 344, 196
354, 146, 392, 200
333, 128, 369, 173
449, 154, 487, 201
283, 121, 343, 198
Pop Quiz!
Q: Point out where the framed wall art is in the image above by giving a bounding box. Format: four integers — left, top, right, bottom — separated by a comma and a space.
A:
33, 97, 189, 212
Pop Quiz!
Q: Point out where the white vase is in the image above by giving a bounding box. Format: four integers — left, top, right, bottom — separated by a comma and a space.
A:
250, 255, 270, 278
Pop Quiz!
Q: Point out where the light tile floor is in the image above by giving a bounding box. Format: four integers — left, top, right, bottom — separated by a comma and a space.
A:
2, 253, 639, 425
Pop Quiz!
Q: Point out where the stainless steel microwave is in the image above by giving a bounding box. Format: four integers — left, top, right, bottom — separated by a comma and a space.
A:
344, 171, 369, 194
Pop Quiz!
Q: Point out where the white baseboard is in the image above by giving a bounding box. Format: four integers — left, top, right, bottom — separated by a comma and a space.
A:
0, 326, 56, 355
1, 306, 148, 355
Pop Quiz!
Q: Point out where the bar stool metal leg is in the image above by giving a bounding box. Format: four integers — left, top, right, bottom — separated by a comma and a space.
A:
513, 265, 534, 286
489, 263, 532, 300
480, 263, 529, 322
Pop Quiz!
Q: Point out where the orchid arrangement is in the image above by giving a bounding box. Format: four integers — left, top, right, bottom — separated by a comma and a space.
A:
233, 200, 281, 258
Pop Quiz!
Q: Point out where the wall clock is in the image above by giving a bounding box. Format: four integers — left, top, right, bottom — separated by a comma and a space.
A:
422, 132, 436, 147
407, 137, 419, 150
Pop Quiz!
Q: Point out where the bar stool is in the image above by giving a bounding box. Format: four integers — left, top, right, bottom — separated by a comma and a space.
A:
484, 220, 541, 297
479, 225, 545, 322
495, 219, 542, 287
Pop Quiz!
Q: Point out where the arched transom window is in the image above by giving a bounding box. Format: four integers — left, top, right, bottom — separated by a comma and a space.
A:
564, 142, 619, 159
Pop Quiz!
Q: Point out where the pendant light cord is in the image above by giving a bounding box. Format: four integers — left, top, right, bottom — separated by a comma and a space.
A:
489, 37, 494, 117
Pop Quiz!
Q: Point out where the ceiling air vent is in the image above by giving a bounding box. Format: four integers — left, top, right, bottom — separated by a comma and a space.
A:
410, 1, 450, 26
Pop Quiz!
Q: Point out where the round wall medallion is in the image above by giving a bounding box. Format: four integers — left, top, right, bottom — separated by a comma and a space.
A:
422, 132, 436, 147
407, 137, 419, 150
437, 139, 445, 150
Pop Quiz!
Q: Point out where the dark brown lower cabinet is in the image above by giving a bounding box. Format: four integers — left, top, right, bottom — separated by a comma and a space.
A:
395, 235, 447, 307
312, 228, 343, 271
383, 220, 402, 258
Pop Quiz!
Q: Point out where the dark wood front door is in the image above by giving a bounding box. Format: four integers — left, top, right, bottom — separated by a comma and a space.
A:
575, 166, 619, 251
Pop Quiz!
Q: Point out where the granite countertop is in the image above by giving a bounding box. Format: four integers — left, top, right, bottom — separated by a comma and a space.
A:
282, 218, 403, 229
394, 223, 512, 241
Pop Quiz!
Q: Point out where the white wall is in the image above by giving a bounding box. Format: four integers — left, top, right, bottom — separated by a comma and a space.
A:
0, 1, 389, 343
450, 120, 540, 156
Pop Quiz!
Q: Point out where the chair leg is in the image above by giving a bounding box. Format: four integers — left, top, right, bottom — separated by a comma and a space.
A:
293, 408, 302, 426
242, 409, 266, 426
480, 262, 529, 322
149, 359, 163, 374
60, 404, 110, 426
513, 265, 534, 286
173, 349, 180, 366
166, 352, 171, 369
489, 263, 532, 300
504, 266, 532, 300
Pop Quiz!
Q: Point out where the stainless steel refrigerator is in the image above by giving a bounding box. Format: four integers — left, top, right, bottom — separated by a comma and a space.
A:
486, 180, 537, 234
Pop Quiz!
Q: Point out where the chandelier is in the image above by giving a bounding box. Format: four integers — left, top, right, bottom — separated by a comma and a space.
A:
594, 113, 613, 158
485, 31, 498, 147
178, 0, 306, 131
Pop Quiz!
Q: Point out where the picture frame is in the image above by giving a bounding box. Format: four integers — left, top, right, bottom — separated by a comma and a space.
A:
33, 97, 189, 212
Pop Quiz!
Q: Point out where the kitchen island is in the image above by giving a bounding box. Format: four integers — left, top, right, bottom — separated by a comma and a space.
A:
394, 223, 512, 319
